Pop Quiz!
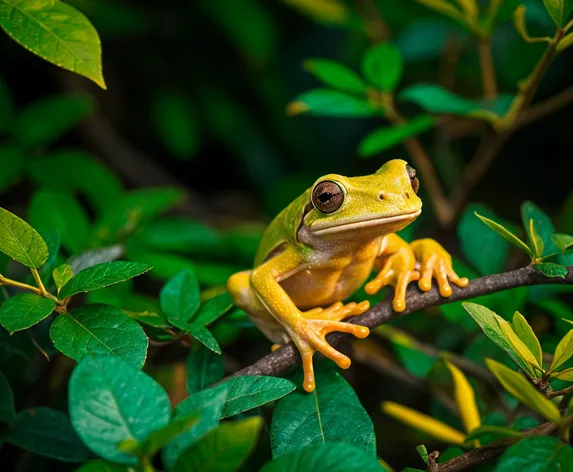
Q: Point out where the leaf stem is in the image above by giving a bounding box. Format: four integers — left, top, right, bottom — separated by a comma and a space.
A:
548, 384, 573, 399
477, 37, 497, 99
0, 274, 43, 296
31, 269, 48, 297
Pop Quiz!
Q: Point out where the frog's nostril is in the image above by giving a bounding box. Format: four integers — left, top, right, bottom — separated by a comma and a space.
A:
378, 192, 385, 201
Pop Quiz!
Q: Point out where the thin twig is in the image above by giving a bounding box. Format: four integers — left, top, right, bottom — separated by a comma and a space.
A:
353, 0, 391, 42
549, 384, 573, 399
477, 38, 497, 99
517, 84, 573, 127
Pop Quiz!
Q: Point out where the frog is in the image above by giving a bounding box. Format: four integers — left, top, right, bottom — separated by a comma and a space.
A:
227, 159, 468, 392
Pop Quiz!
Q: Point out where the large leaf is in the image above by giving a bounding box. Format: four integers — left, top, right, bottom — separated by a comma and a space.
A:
160, 269, 200, 330
0, 207, 48, 268
474, 213, 533, 257
27, 150, 123, 215
220, 375, 296, 419
69, 355, 171, 464
0, 293, 56, 333
187, 325, 222, 354
361, 42, 403, 92
0, 371, 15, 424
186, 346, 225, 394
358, 116, 435, 157
270, 369, 375, 458
29, 188, 90, 254
287, 89, 377, 117
162, 383, 229, 469
192, 293, 234, 326
549, 329, 573, 373
5, 407, 91, 462
50, 304, 148, 367
173, 417, 262, 472
494, 436, 573, 471
303, 59, 367, 94
260, 442, 384, 472
0, 0, 105, 88
59, 261, 151, 298
542, 0, 573, 26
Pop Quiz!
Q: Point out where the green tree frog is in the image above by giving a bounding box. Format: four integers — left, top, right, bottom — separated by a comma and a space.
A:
227, 159, 468, 392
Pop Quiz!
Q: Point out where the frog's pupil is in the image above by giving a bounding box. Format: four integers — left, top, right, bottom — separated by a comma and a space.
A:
319, 192, 332, 203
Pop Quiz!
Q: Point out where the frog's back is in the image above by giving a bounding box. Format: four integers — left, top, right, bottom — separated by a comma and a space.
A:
253, 189, 311, 266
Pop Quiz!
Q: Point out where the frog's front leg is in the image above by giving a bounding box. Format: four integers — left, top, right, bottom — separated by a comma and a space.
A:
249, 247, 370, 393
365, 234, 468, 312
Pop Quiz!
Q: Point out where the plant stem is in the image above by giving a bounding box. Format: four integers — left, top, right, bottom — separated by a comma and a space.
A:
31, 269, 48, 297
549, 384, 573, 399
0, 274, 43, 296
477, 37, 497, 99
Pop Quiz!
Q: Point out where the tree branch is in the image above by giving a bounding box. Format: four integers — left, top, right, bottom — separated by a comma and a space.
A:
232, 265, 573, 379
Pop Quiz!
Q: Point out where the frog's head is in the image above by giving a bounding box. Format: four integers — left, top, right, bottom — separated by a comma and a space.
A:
304, 159, 422, 238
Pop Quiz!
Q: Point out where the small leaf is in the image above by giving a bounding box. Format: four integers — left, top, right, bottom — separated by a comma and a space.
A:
0, 370, 15, 424
445, 361, 481, 434
486, 358, 561, 423
186, 346, 225, 394
73, 460, 130, 472
512, 311, 543, 367
303, 59, 367, 94
0, 207, 48, 268
552, 367, 573, 381
220, 375, 295, 419
358, 116, 435, 157
549, 329, 573, 373
522, 201, 558, 256
260, 442, 384, 472
5, 407, 91, 462
173, 416, 262, 472
0, 293, 56, 333
137, 414, 198, 458
69, 355, 171, 464
286, 89, 377, 117
552, 233, 573, 252
382, 401, 466, 444
542, 0, 573, 26
53, 264, 74, 292
0, 1, 105, 88
535, 263, 568, 279
59, 261, 151, 298
160, 269, 200, 330
494, 436, 573, 471
361, 42, 403, 92
192, 293, 233, 326
474, 213, 533, 257
187, 325, 221, 354
416, 444, 429, 463
50, 304, 148, 367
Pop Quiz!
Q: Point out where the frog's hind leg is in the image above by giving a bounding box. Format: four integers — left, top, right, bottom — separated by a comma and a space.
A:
302, 300, 370, 322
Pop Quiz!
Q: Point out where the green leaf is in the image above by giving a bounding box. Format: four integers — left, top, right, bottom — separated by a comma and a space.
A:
287, 89, 377, 117
188, 325, 222, 354
462, 302, 540, 380
160, 269, 200, 330
552, 367, 573, 380
512, 311, 543, 367
12, 94, 94, 147
193, 293, 233, 326
0, 293, 56, 333
132, 414, 198, 458
521, 201, 558, 257
53, 263, 74, 292
186, 346, 225, 394
5, 407, 91, 462
50, 304, 148, 367
59, 261, 152, 298
173, 416, 262, 472
542, 0, 573, 26
29, 189, 90, 254
535, 263, 568, 279
152, 91, 200, 160
358, 116, 435, 157
458, 204, 511, 275
74, 461, 130, 472
494, 436, 573, 471
260, 442, 384, 472
552, 233, 573, 252
549, 329, 573, 373
27, 150, 123, 215
303, 59, 367, 94
474, 212, 533, 258
486, 359, 561, 423
162, 383, 229, 469
361, 42, 403, 92
416, 444, 429, 463
220, 375, 296, 419
0, 1, 105, 88
270, 369, 375, 458
69, 355, 171, 464
0, 207, 48, 268
0, 370, 15, 424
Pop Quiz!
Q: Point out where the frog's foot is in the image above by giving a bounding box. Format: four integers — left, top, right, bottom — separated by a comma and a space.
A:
411, 239, 469, 297
271, 344, 281, 352
288, 316, 370, 392
302, 300, 370, 322
364, 249, 420, 313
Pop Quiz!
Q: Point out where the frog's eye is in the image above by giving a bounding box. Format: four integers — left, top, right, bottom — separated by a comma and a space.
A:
312, 181, 344, 214
406, 165, 419, 194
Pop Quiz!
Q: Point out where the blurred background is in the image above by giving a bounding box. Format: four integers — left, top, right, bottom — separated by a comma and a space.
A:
2, 0, 573, 469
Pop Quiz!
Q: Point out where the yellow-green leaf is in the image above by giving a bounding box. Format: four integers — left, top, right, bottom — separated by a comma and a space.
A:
474, 213, 533, 258
452, 0, 478, 18
381, 401, 466, 445
552, 233, 573, 252
486, 358, 561, 423
0, 0, 106, 89
549, 329, 573, 373
512, 311, 543, 368
52, 264, 73, 293
445, 361, 481, 434
527, 219, 544, 259
499, 322, 542, 374
552, 368, 573, 381
557, 31, 573, 51
0, 207, 48, 269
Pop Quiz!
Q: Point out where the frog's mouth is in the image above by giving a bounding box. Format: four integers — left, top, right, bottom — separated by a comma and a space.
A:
310, 209, 421, 236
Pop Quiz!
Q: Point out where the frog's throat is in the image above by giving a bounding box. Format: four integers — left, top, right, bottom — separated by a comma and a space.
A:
310, 209, 421, 236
